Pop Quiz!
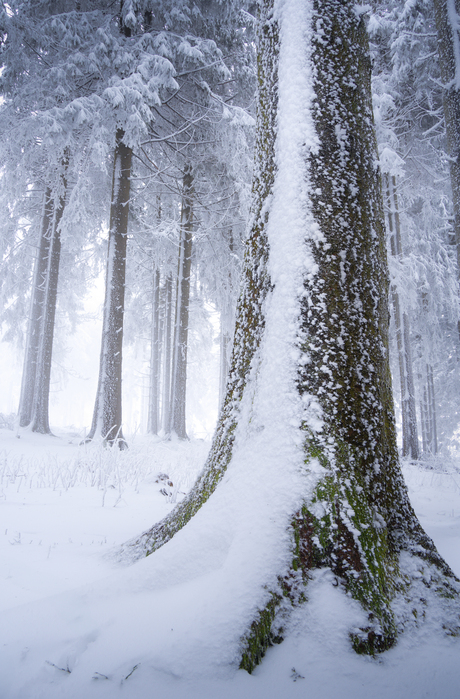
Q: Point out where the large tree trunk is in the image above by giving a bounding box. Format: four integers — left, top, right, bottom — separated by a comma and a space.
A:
168, 166, 193, 439
433, 0, 460, 331
87, 129, 132, 448
18, 188, 53, 427
120, 0, 459, 670
30, 161, 67, 434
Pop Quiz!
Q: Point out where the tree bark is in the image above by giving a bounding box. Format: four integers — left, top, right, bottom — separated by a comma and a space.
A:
147, 268, 161, 434
432, 0, 460, 332
218, 230, 234, 408
30, 161, 67, 434
161, 273, 173, 434
87, 129, 132, 448
168, 166, 193, 439
18, 188, 53, 427
427, 364, 438, 453
120, 0, 459, 670
384, 173, 419, 459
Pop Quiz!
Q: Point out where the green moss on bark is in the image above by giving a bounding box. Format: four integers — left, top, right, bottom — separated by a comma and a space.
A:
239, 594, 284, 673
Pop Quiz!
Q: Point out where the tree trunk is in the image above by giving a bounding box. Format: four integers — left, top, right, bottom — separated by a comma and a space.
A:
432, 0, 460, 333
427, 364, 438, 453
384, 173, 419, 459
423, 364, 438, 455
161, 273, 173, 434
18, 188, 53, 427
168, 166, 193, 439
147, 268, 161, 434
30, 161, 67, 434
120, 0, 459, 670
420, 395, 428, 454
218, 230, 234, 408
87, 129, 132, 448
218, 323, 231, 409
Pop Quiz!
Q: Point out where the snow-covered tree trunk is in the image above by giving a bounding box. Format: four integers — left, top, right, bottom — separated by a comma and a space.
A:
18, 188, 53, 428
169, 166, 193, 439
147, 267, 161, 435
30, 161, 67, 434
87, 129, 132, 447
120, 0, 459, 670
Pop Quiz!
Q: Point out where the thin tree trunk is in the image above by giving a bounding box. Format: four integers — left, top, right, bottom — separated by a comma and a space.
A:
420, 396, 428, 454
169, 166, 193, 439
402, 311, 418, 457
424, 368, 436, 454
18, 188, 53, 427
162, 273, 173, 434
218, 230, 234, 408
147, 268, 161, 434
426, 364, 438, 454
218, 324, 231, 409
392, 176, 419, 458
87, 129, 132, 447
423, 385, 431, 453
31, 159, 68, 434
385, 173, 419, 459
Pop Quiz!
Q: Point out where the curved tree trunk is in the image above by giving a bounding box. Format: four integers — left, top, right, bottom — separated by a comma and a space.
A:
87, 129, 132, 448
119, 0, 459, 670
18, 188, 53, 427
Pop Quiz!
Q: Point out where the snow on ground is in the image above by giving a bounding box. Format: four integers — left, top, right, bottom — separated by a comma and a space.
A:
0, 426, 459, 699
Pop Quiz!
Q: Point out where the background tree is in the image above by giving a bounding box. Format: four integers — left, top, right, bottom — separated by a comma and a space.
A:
0, 2, 115, 432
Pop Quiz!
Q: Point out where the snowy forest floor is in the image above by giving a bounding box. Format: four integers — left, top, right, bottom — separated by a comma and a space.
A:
0, 426, 460, 699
